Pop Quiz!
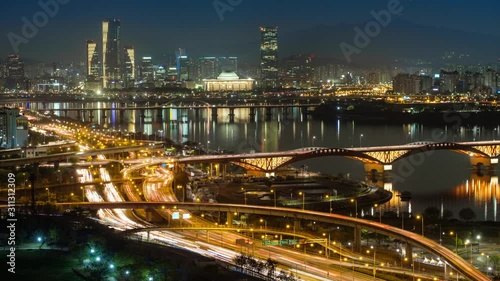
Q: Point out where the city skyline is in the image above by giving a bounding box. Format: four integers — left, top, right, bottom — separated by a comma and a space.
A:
2, 1, 500, 65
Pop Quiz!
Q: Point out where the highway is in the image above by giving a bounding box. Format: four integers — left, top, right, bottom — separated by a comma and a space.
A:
55, 200, 488, 281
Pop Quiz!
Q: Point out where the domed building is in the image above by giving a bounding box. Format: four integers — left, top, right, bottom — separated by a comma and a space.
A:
203, 71, 254, 91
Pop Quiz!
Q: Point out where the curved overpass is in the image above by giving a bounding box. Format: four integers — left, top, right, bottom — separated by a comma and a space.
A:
57, 201, 488, 281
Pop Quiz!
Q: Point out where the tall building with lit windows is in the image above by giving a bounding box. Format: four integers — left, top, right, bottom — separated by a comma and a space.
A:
102, 18, 121, 88
85, 40, 100, 91
5, 54, 26, 91
123, 46, 135, 88
140, 56, 154, 85
176, 48, 189, 81
259, 26, 279, 88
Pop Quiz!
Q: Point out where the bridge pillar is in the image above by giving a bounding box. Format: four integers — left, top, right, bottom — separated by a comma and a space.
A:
222, 164, 226, 180
227, 211, 233, 227
229, 108, 235, 123
215, 163, 220, 177
249, 107, 256, 122
88, 110, 94, 122
156, 108, 163, 119
470, 157, 496, 175
194, 108, 200, 119
145, 208, 153, 222
211, 108, 218, 122
139, 109, 145, 120
364, 163, 388, 181
265, 107, 272, 121
301, 106, 308, 117
76, 110, 81, 120
119, 109, 125, 122
353, 225, 361, 253
63, 109, 68, 117
101, 109, 106, 121
405, 243, 413, 266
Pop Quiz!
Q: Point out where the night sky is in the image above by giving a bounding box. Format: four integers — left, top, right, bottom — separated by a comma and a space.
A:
1, 0, 500, 64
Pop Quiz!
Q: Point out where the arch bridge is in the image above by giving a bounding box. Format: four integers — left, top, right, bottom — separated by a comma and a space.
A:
178, 141, 500, 176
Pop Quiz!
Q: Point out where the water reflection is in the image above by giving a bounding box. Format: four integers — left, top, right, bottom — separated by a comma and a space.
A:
24, 102, 500, 221
452, 174, 499, 221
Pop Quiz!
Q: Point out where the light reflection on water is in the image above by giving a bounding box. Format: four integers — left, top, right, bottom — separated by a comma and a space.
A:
25, 102, 500, 221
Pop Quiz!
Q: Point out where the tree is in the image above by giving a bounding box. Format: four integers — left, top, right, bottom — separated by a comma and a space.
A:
423, 206, 440, 221
265, 258, 279, 279
442, 209, 453, 221
458, 208, 476, 222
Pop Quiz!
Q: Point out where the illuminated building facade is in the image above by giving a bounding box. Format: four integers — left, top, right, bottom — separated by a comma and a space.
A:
0, 107, 27, 148
197, 56, 238, 82
86, 40, 100, 91
123, 46, 135, 88
5, 54, 26, 91
259, 26, 279, 88
176, 48, 189, 81
102, 18, 121, 88
203, 71, 254, 91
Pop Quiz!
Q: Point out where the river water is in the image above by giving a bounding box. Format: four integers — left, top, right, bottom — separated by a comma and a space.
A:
24, 101, 500, 221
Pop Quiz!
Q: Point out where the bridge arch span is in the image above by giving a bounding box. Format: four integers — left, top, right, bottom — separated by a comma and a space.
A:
391, 142, 491, 165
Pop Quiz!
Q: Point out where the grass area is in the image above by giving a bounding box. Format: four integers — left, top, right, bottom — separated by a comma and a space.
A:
4, 250, 78, 281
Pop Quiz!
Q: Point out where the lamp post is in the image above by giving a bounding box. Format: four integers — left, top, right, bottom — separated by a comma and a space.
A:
299, 192, 305, 210
45, 188, 50, 201
177, 185, 184, 202
360, 134, 364, 147
270, 189, 277, 207
416, 215, 424, 237
350, 198, 358, 218
242, 187, 247, 205
367, 246, 376, 278
312, 136, 316, 147
374, 204, 381, 223
326, 194, 332, 214
450, 231, 458, 253
80, 186, 85, 202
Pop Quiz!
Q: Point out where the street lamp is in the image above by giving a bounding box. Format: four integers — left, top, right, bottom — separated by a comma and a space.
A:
450, 231, 458, 253
259, 218, 267, 230
326, 194, 332, 214
360, 133, 364, 147
312, 136, 316, 147
299, 192, 305, 210
177, 185, 184, 202
374, 204, 381, 223
241, 187, 247, 205
350, 198, 358, 218
367, 246, 376, 278
270, 189, 277, 207
416, 215, 424, 237
45, 188, 50, 201
80, 186, 85, 202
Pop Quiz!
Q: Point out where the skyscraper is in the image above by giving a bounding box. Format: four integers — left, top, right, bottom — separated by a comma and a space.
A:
102, 18, 121, 88
86, 41, 100, 81
5, 54, 25, 91
0, 107, 27, 148
140, 56, 154, 85
123, 46, 135, 88
176, 48, 189, 81
259, 26, 279, 88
